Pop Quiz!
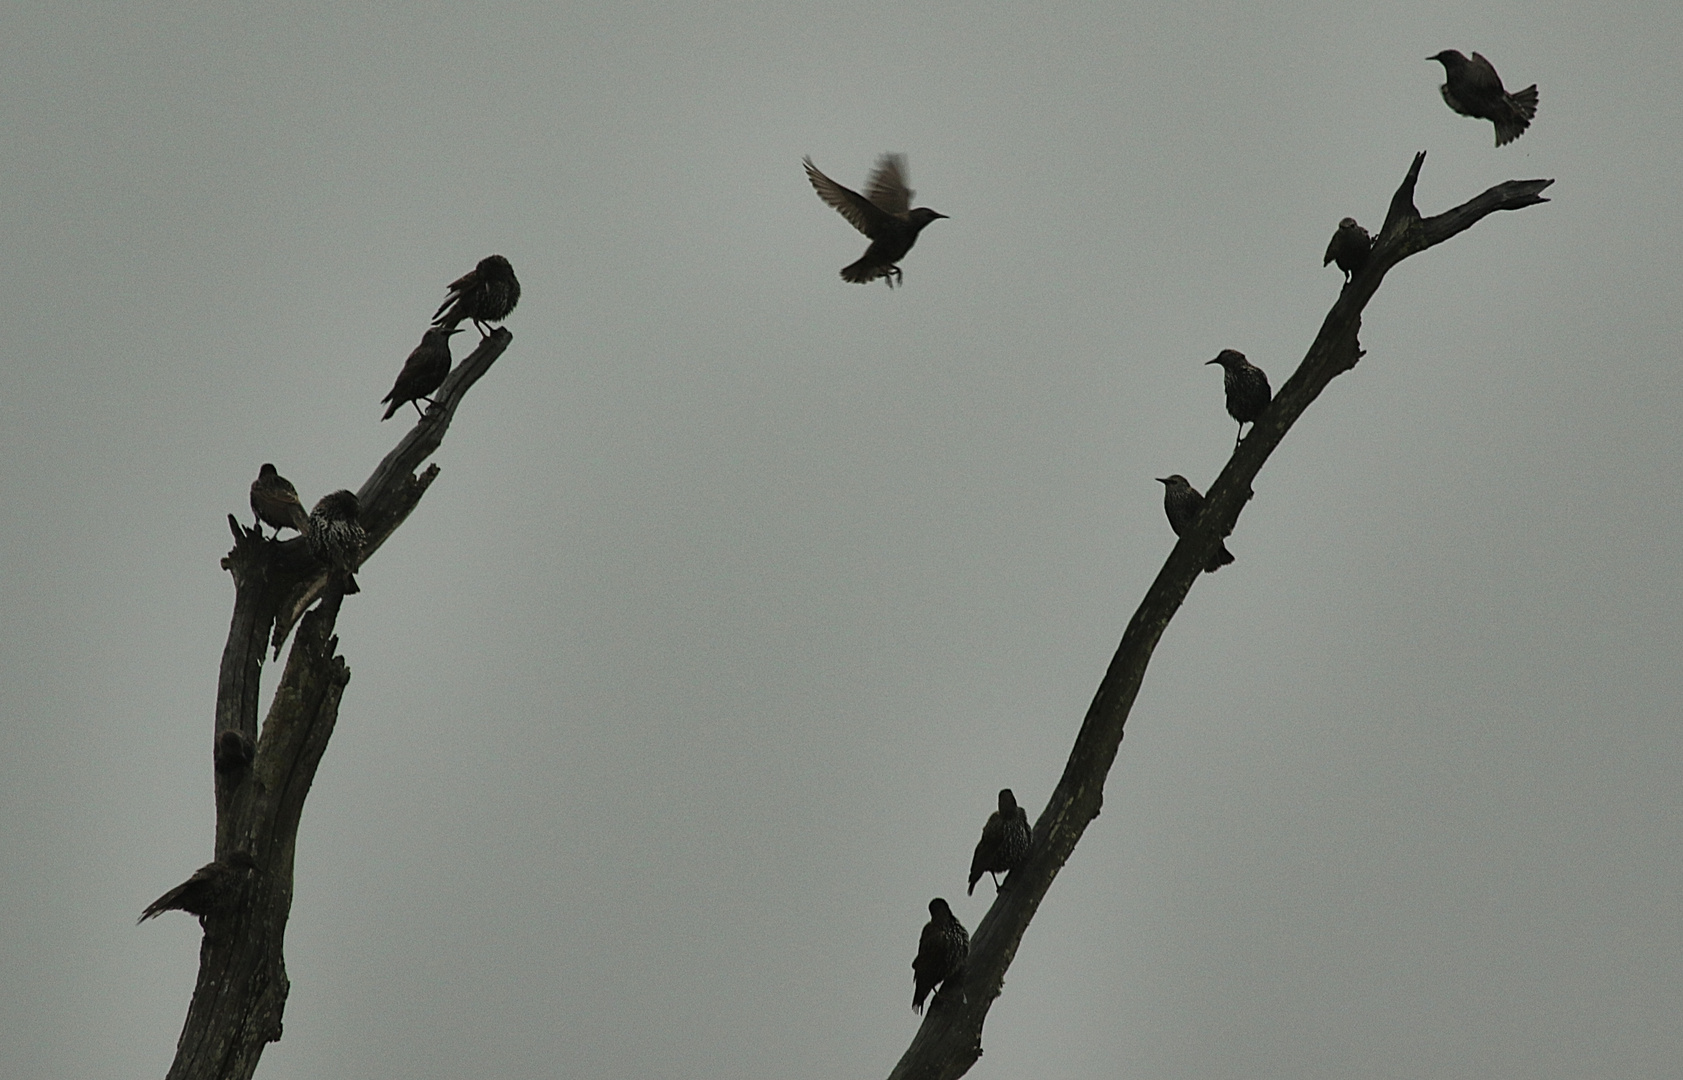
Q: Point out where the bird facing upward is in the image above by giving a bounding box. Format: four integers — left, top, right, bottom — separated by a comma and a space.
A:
381, 327, 462, 421
1429, 50, 1538, 146
912, 898, 969, 1014
433, 255, 520, 336
250, 463, 310, 538
1205, 349, 1272, 450
804, 154, 947, 287
969, 788, 1032, 895
1157, 475, 1235, 573
1323, 218, 1372, 282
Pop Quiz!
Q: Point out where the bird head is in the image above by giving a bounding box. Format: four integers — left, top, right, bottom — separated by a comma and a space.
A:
998, 789, 1017, 812
909, 207, 948, 230
1157, 475, 1188, 489
1338, 217, 1359, 230
928, 898, 952, 919
1205, 349, 1247, 369
477, 254, 514, 279
1428, 50, 1467, 68
314, 489, 361, 519
258, 463, 278, 478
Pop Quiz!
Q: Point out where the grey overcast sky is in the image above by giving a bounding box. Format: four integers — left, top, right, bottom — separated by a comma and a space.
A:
2, 1, 1680, 1078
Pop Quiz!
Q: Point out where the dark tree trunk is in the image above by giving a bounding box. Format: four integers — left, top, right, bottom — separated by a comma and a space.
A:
152, 329, 513, 1080
885, 155, 1552, 1080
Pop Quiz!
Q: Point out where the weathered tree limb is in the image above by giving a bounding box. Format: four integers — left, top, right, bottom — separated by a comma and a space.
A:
886, 155, 1552, 1080
151, 328, 512, 1080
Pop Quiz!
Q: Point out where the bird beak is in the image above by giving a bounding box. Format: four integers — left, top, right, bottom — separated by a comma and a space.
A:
934, 212, 949, 219
446, 327, 465, 336
1204, 358, 1219, 365
1155, 477, 1170, 485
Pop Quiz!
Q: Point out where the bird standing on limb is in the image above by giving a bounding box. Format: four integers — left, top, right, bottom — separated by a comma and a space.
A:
307, 490, 368, 595
433, 254, 520, 336
968, 788, 1032, 895
1206, 349, 1271, 449
804, 154, 947, 287
1428, 50, 1538, 147
1323, 218, 1372, 282
139, 853, 258, 924
381, 326, 462, 420
1157, 475, 1235, 573
250, 463, 310, 538
912, 898, 969, 1014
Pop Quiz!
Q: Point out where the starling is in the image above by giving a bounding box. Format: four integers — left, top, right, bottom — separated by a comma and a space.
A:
1157, 475, 1234, 573
250, 463, 310, 538
381, 326, 462, 421
1205, 349, 1272, 449
1323, 218, 1372, 282
1429, 50, 1538, 147
804, 154, 947, 287
307, 489, 368, 595
433, 254, 520, 336
912, 898, 969, 1014
968, 788, 1032, 896
139, 852, 257, 924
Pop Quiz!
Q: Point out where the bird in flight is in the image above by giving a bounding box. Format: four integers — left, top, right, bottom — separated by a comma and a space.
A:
1428, 50, 1538, 147
804, 154, 947, 287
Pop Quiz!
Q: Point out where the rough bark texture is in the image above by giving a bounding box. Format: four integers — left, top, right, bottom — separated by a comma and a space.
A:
156, 328, 512, 1080
885, 155, 1552, 1080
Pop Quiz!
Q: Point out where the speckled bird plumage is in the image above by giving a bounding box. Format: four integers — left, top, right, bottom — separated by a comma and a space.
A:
307, 489, 368, 594
250, 463, 310, 538
1323, 218, 1372, 282
433, 254, 520, 335
1429, 50, 1538, 147
1206, 349, 1271, 448
968, 788, 1032, 895
1158, 474, 1234, 573
912, 898, 969, 1014
381, 327, 461, 421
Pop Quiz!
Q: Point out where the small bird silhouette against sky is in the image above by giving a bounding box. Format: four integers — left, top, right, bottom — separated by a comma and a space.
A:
1323, 218, 1372, 283
1157, 475, 1235, 573
1429, 50, 1538, 146
138, 853, 257, 924
804, 154, 947, 287
250, 463, 310, 538
1206, 350, 1271, 449
912, 898, 969, 1014
969, 788, 1032, 895
433, 254, 520, 336
381, 326, 461, 421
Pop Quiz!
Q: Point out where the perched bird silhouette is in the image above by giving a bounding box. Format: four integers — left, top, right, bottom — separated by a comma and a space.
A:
968, 788, 1032, 896
250, 463, 310, 538
433, 255, 520, 336
1157, 475, 1234, 573
139, 853, 258, 924
1428, 50, 1538, 146
804, 154, 947, 287
381, 327, 462, 420
307, 489, 368, 595
912, 898, 969, 1014
1206, 349, 1272, 449
1323, 218, 1372, 282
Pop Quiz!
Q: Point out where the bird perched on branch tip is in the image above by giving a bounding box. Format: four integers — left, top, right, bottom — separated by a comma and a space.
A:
1158, 475, 1235, 573
250, 464, 310, 538
1323, 218, 1371, 283
912, 898, 969, 1014
1206, 349, 1271, 450
969, 788, 1032, 895
433, 254, 520, 336
1429, 50, 1538, 146
381, 326, 461, 420
307, 489, 368, 595
804, 154, 947, 287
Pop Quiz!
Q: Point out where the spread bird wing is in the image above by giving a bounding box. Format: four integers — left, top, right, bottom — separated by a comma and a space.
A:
865, 153, 912, 219
1465, 52, 1507, 94
804, 157, 890, 238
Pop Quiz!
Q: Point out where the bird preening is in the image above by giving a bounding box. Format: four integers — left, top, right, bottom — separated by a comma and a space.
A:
307, 489, 368, 595
1158, 474, 1235, 573
381, 326, 462, 420
804, 154, 947, 287
434, 254, 521, 336
912, 898, 969, 1014
969, 788, 1032, 895
1429, 50, 1538, 146
1206, 349, 1272, 450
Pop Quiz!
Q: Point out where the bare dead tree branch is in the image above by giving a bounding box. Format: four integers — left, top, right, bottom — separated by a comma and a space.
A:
885, 154, 1552, 1080
150, 327, 513, 1080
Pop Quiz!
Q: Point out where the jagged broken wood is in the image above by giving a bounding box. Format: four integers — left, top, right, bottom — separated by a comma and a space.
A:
885, 154, 1552, 1080
152, 328, 511, 1080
